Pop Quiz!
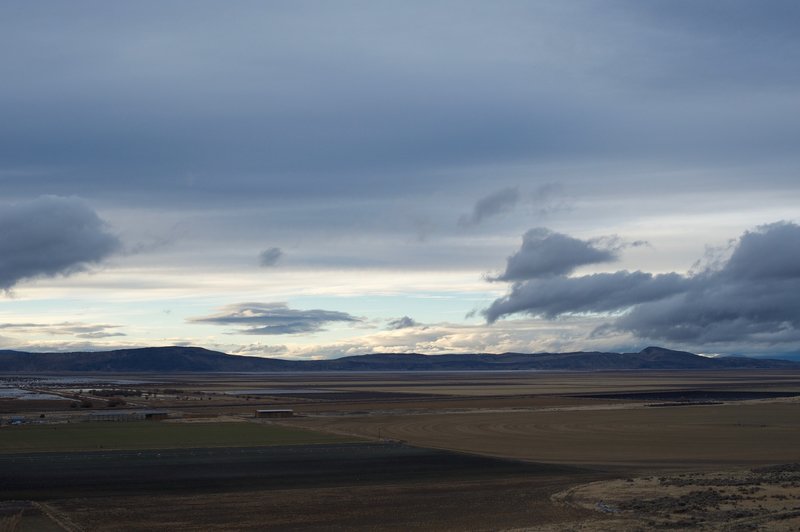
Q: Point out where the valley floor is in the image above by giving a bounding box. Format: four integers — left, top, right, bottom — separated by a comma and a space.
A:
2, 369, 800, 530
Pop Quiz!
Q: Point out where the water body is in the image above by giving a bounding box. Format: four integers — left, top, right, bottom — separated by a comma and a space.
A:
0, 387, 63, 400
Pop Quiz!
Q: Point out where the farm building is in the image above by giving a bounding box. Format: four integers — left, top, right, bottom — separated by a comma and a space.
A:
88, 410, 169, 422
255, 409, 293, 419
88, 411, 141, 422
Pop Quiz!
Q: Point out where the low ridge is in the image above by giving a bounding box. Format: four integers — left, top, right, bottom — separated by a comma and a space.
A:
0, 345, 797, 372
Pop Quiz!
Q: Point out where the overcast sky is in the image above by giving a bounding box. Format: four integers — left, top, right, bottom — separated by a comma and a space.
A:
1, 1, 798, 358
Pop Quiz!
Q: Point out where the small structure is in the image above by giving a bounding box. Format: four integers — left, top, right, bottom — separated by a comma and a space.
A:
255, 409, 293, 419
88, 411, 141, 422
87, 410, 169, 422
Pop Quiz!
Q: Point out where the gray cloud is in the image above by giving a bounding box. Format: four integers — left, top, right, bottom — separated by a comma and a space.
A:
491, 228, 620, 282
613, 222, 800, 344
386, 316, 419, 330
0, 196, 121, 290
258, 247, 283, 267
189, 302, 361, 335
0, 1, 796, 220
527, 183, 570, 217
721, 222, 800, 281
0, 322, 126, 339
0, 2, 796, 252
0, 2, 798, 357
459, 187, 519, 227
486, 222, 800, 348
485, 271, 686, 322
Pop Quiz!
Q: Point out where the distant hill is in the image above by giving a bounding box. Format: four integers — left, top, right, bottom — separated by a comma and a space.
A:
1, 345, 799, 373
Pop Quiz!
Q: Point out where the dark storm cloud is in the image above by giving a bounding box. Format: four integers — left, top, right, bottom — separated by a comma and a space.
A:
189, 302, 361, 335
386, 316, 419, 330
721, 222, 800, 281
491, 228, 623, 282
0, 196, 120, 290
485, 271, 687, 322
459, 187, 519, 227
258, 247, 283, 267
485, 222, 800, 347
613, 222, 800, 344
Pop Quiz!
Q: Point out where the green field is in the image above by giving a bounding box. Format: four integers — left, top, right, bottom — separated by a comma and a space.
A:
0, 421, 358, 453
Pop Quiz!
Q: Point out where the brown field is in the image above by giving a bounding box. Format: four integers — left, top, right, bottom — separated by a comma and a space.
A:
0, 399, 73, 414
2, 369, 800, 530
283, 400, 800, 470
48, 477, 598, 532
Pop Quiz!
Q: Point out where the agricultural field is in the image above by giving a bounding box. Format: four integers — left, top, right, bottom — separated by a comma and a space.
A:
0, 421, 355, 453
1, 370, 800, 530
0, 442, 601, 530
284, 401, 800, 469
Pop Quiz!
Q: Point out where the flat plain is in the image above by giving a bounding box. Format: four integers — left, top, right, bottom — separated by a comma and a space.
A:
0, 421, 354, 453
2, 369, 800, 530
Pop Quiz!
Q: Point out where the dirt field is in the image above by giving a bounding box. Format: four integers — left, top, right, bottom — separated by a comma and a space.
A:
48, 477, 599, 531
3, 369, 800, 530
284, 401, 800, 470
0, 443, 601, 531
0, 399, 73, 414
0, 421, 354, 453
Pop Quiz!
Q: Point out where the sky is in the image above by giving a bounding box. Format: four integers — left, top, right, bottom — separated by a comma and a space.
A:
1, 1, 799, 359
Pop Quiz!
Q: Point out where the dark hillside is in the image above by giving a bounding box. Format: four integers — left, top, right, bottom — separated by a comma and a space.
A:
1, 345, 798, 372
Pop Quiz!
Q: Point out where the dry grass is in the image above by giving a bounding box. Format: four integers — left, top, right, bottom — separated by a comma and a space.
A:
556, 464, 800, 530
284, 401, 800, 470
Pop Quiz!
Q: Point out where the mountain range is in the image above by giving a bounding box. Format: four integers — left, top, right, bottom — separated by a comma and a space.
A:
1, 346, 798, 373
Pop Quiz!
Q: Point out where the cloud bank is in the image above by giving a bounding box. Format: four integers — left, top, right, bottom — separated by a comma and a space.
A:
189, 302, 361, 335
485, 222, 800, 348
0, 196, 120, 291
613, 222, 800, 345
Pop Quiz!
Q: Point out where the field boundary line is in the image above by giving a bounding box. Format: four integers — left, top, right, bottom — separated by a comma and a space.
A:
31, 502, 84, 532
